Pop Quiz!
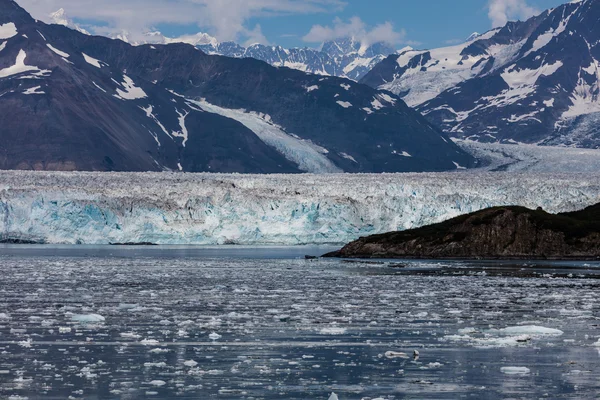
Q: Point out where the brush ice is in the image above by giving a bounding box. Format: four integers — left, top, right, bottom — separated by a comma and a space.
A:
495, 326, 564, 336
501, 367, 531, 375
71, 314, 105, 323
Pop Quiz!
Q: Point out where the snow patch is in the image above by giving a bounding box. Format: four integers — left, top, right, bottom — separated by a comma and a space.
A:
115, 75, 147, 100
0, 50, 51, 79
501, 61, 563, 89
0, 23, 17, 40
340, 152, 358, 163
47, 44, 69, 58
82, 53, 107, 68
171, 109, 189, 147
23, 86, 45, 95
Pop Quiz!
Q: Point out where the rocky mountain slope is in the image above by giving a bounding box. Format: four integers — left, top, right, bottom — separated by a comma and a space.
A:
197, 38, 396, 81
325, 203, 600, 260
361, 0, 600, 148
0, 0, 473, 173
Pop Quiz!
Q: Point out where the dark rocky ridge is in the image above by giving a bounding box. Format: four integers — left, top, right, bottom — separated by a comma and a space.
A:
325, 203, 600, 260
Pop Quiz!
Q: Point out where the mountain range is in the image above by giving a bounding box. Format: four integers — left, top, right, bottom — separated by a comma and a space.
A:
0, 0, 472, 173
361, 0, 600, 148
197, 38, 396, 81
48, 7, 395, 82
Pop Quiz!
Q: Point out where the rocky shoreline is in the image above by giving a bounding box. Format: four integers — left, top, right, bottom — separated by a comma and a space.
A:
324, 204, 600, 260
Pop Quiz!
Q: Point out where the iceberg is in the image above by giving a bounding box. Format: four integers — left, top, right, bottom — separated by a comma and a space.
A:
0, 171, 599, 245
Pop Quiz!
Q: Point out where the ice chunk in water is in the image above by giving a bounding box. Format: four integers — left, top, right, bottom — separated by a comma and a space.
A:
501, 366, 531, 375
385, 351, 409, 359
319, 327, 346, 335
71, 314, 105, 323
496, 326, 563, 336
328, 393, 339, 400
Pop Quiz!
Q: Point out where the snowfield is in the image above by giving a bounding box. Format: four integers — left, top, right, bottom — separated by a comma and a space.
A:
0, 171, 599, 245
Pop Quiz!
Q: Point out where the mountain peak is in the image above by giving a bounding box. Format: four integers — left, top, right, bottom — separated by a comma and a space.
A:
466, 32, 480, 42
49, 8, 68, 26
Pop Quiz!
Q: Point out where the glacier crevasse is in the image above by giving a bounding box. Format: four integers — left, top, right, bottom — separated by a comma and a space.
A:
0, 171, 599, 245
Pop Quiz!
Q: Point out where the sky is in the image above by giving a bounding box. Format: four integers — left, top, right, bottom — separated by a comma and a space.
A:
18, 0, 568, 49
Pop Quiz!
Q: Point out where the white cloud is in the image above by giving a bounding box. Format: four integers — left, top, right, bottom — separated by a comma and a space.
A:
488, 0, 539, 28
303, 16, 407, 46
17, 0, 346, 44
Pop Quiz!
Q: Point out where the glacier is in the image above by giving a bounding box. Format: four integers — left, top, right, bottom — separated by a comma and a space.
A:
0, 171, 599, 245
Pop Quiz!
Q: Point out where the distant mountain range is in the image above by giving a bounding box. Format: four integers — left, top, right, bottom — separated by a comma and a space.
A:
48, 8, 396, 82
361, 0, 600, 148
0, 0, 473, 173
197, 38, 397, 81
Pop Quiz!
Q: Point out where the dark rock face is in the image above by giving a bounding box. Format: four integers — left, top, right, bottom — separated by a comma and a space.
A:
361, 0, 600, 148
0, 0, 473, 173
325, 204, 600, 260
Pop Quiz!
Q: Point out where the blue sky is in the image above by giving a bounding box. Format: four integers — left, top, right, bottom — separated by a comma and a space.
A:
21, 0, 568, 49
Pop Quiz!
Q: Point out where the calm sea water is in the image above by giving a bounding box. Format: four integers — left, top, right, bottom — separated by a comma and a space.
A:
0, 245, 599, 399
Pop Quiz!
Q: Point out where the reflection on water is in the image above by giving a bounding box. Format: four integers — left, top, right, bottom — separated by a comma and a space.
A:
0, 246, 599, 399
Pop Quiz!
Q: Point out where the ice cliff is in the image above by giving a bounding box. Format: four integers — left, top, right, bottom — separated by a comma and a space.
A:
1, 171, 599, 245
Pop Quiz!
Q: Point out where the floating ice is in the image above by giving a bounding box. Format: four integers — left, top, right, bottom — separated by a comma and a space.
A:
319, 327, 347, 335
501, 367, 531, 375
149, 380, 166, 387
71, 314, 105, 323
328, 393, 339, 400
385, 351, 409, 359
494, 326, 564, 336
208, 332, 222, 340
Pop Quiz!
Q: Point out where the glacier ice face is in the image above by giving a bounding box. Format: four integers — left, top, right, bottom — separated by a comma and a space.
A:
0, 171, 599, 245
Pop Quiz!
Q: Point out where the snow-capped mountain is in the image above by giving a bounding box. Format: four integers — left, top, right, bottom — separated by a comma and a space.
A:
0, 0, 473, 173
361, 0, 600, 148
198, 37, 396, 81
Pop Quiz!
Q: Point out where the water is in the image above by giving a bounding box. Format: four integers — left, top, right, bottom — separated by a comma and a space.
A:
0, 246, 600, 399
